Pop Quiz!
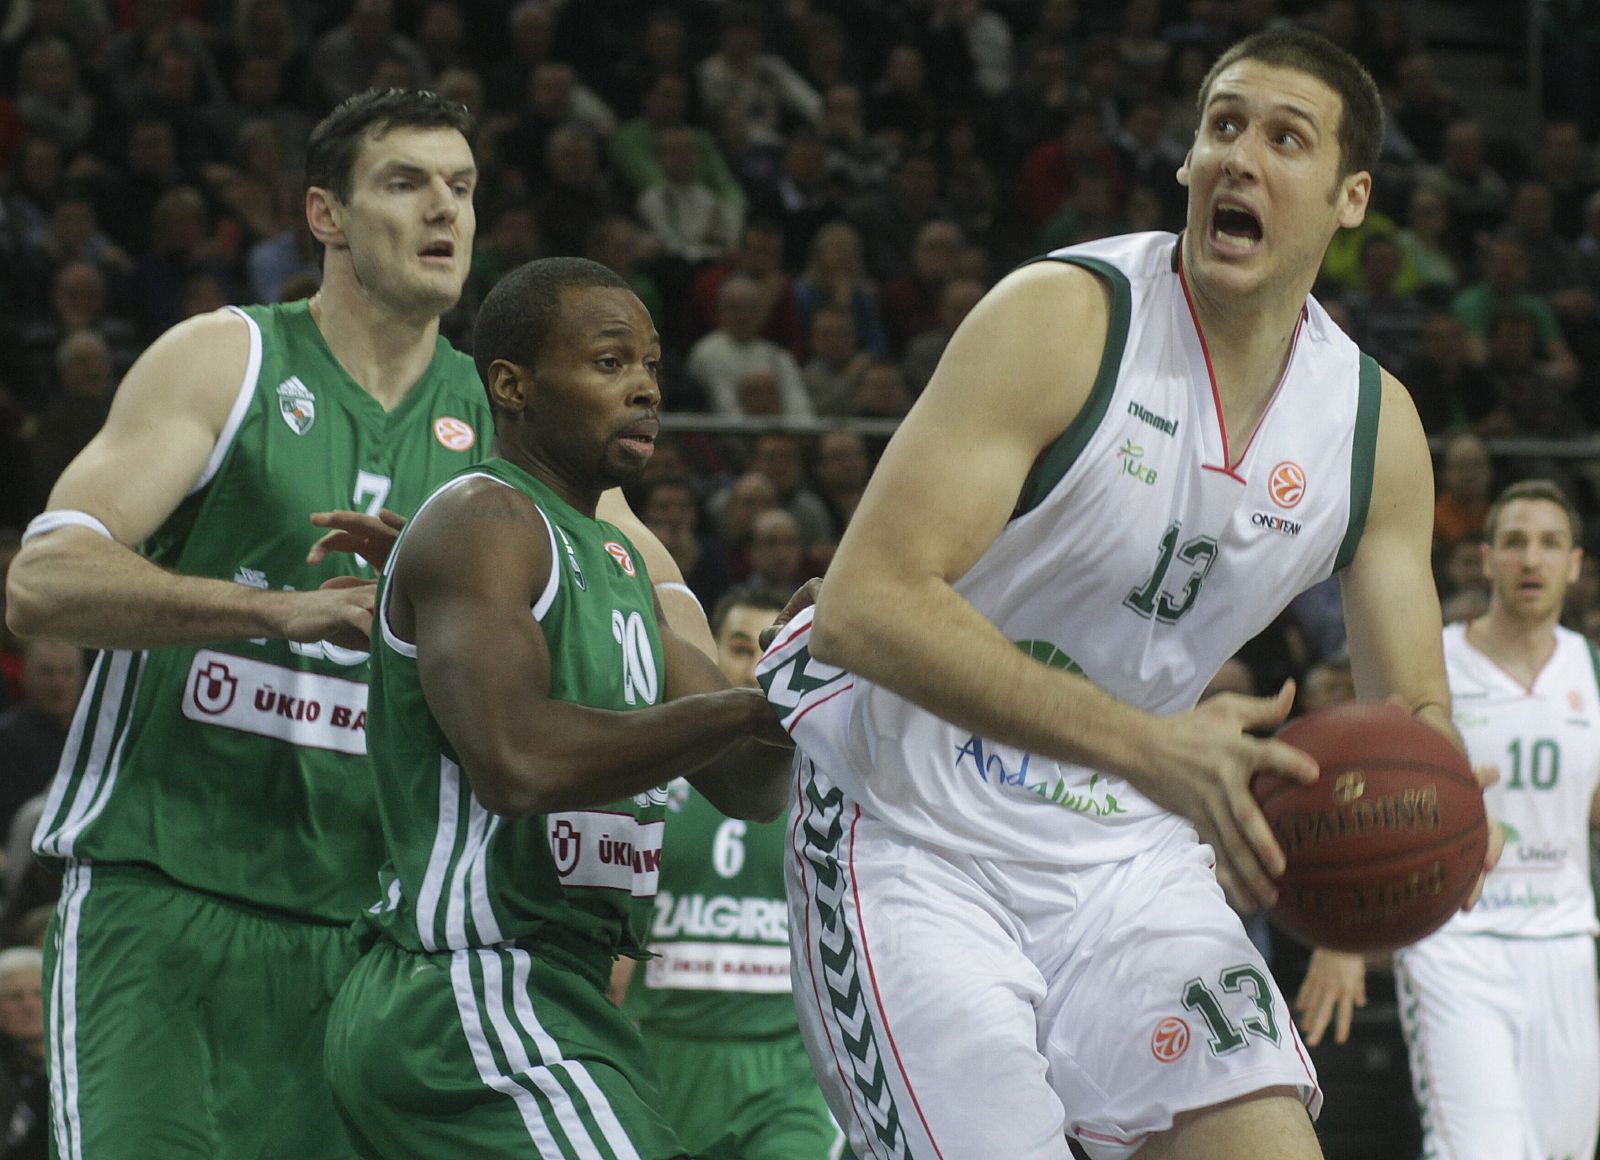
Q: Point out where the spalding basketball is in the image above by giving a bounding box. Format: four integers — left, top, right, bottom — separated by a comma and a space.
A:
1252, 701, 1488, 953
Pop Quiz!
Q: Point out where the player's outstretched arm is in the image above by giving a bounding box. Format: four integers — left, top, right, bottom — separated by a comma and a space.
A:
402, 481, 785, 819
1342, 370, 1503, 892
808, 261, 1315, 906
6, 310, 375, 651
600, 487, 792, 821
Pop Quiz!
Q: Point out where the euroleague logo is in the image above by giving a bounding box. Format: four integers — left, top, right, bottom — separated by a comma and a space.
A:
433, 416, 476, 452
1268, 461, 1306, 509
605, 541, 636, 576
1151, 1016, 1190, 1063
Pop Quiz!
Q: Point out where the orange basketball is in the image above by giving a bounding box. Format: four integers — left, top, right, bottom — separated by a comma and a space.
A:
1252, 701, 1488, 953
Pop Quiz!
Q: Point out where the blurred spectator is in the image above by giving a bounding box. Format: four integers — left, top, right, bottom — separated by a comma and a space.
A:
103, 0, 227, 119
14, 36, 94, 151
608, 8, 691, 116
1118, 0, 1173, 91
812, 427, 872, 533
0, 0, 111, 74
853, 151, 950, 282
866, 44, 939, 156
690, 220, 804, 356
1435, 432, 1494, 547
1389, 51, 1459, 162
794, 221, 887, 357
91, 114, 187, 255
940, 117, 999, 243
881, 219, 964, 356
1436, 532, 1490, 625
746, 431, 834, 546
210, 51, 313, 178
503, 62, 615, 187
931, 0, 1015, 101
219, 0, 309, 108
308, 0, 430, 108
0, 531, 23, 705
610, 71, 744, 209
1452, 237, 1579, 388
820, 83, 891, 199
415, 1, 468, 76
203, 118, 294, 251
20, 194, 133, 324
0, 638, 84, 834
903, 276, 985, 396
742, 508, 808, 592
466, 198, 540, 313
1537, 119, 1599, 239
12, 261, 138, 411
131, 185, 234, 338
852, 357, 914, 421
637, 125, 743, 263
584, 215, 667, 356
749, 132, 847, 270
1341, 233, 1430, 373
1035, 168, 1126, 250
130, 38, 230, 172
1476, 306, 1585, 439
1418, 119, 1511, 251
1395, 185, 1465, 306
1400, 312, 1496, 435
485, 0, 556, 112
793, 9, 853, 94
686, 275, 812, 419
1114, 95, 1188, 225
1019, 104, 1125, 232
244, 174, 319, 306
707, 470, 779, 578
711, 104, 784, 206
0, 946, 45, 1160
1000, 42, 1073, 161
28, 329, 116, 498
535, 125, 618, 259
3, 136, 64, 255
696, 9, 821, 149
638, 473, 733, 609
802, 305, 869, 417
1500, 179, 1595, 324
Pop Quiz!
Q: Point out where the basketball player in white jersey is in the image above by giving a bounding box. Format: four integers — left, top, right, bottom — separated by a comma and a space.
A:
1298, 480, 1600, 1160
755, 28, 1497, 1160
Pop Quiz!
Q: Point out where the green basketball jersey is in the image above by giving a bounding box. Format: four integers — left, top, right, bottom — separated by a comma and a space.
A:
624, 780, 799, 1039
34, 301, 491, 922
365, 457, 668, 957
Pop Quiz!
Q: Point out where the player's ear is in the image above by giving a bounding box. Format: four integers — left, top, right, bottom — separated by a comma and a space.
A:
1336, 171, 1372, 230
1569, 547, 1583, 586
1177, 149, 1192, 187
486, 359, 530, 414
306, 187, 346, 250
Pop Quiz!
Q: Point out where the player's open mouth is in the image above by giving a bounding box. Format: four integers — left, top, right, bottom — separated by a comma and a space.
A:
617, 420, 658, 458
1211, 202, 1263, 250
419, 241, 454, 261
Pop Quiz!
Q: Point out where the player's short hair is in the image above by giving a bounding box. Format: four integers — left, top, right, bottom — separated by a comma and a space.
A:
1197, 28, 1383, 177
1484, 479, 1582, 545
710, 586, 788, 637
472, 256, 632, 391
305, 88, 475, 203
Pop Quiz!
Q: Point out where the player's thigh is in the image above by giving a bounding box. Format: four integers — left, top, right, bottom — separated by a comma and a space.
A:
1033, 839, 1319, 1160
787, 775, 1071, 1160
327, 939, 686, 1160
642, 1031, 838, 1160
1519, 938, 1600, 1160
46, 863, 359, 1160
1395, 936, 1535, 1160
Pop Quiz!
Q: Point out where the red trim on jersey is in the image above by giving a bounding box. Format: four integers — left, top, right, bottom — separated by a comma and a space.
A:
849, 806, 948, 1160
785, 682, 855, 736
1175, 247, 1306, 483
792, 763, 885, 1160
1460, 620, 1559, 697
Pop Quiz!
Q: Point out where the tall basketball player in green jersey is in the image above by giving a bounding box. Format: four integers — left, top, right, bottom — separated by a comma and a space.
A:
322, 257, 795, 1159
5, 90, 489, 1158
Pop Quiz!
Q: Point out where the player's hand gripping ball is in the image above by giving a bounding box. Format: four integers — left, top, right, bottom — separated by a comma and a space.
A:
1252, 701, 1488, 953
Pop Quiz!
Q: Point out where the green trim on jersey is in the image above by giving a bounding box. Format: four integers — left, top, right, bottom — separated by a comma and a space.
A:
1013, 255, 1133, 517
1333, 353, 1382, 573
1587, 641, 1600, 706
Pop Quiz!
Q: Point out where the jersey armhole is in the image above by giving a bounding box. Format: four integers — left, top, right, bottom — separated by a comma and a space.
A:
1332, 353, 1382, 573
1010, 255, 1132, 517
188, 306, 262, 497
1586, 639, 1600, 701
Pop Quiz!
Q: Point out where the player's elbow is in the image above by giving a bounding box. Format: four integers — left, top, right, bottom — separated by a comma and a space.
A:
464, 757, 562, 818
4, 555, 65, 641
808, 576, 888, 670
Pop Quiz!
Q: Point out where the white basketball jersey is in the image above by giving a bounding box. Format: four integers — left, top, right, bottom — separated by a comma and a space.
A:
1437, 622, 1600, 937
785, 232, 1382, 866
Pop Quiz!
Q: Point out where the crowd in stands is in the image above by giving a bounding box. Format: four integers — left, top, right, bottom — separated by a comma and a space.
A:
1, 0, 1599, 1151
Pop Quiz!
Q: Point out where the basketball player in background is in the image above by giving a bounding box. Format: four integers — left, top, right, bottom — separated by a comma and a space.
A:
618, 587, 841, 1159
1298, 479, 1600, 1160
758, 29, 1497, 1159
2, 89, 490, 1157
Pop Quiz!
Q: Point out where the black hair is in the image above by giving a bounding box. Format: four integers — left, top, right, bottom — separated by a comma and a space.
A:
472, 256, 631, 390
305, 87, 475, 203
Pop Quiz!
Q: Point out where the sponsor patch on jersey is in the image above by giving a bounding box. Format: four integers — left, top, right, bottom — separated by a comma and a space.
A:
1268, 460, 1306, 508
1250, 511, 1302, 537
546, 810, 663, 896
642, 941, 792, 994
276, 376, 316, 436
1151, 1016, 1190, 1062
1115, 438, 1158, 486
181, 650, 368, 754
604, 541, 636, 576
433, 416, 475, 451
